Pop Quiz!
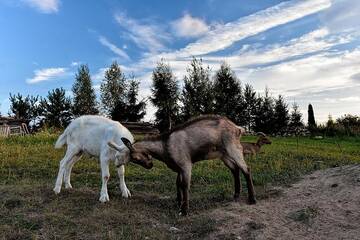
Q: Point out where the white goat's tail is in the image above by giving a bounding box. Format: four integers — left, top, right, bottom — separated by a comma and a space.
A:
55, 132, 67, 149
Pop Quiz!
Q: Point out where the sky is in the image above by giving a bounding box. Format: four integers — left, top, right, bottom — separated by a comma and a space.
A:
0, 0, 359, 123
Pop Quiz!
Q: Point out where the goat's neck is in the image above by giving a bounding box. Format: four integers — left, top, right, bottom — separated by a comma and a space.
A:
137, 140, 165, 161
255, 139, 263, 148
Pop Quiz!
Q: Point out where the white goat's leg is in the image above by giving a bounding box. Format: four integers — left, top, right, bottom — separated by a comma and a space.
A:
54, 147, 77, 194
117, 165, 131, 198
64, 153, 82, 189
99, 157, 110, 202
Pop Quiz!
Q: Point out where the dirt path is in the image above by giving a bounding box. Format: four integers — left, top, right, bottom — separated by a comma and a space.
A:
209, 165, 360, 240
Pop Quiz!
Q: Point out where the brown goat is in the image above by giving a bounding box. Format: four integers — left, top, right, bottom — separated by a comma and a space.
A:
109, 115, 256, 215
241, 132, 272, 156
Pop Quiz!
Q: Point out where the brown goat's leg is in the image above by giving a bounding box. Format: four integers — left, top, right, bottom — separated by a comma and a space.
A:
242, 167, 256, 204
222, 156, 241, 201
179, 169, 191, 216
176, 173, 183, 207
232, 168, 241, 202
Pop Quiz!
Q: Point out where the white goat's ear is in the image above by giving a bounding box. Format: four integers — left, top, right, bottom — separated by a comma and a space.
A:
108, 141, 123, 152
121, 137, 134, 152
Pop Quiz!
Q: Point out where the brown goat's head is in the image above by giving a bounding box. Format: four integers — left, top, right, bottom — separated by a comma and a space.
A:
121, 138, 154, 169
257, 132, 272, 145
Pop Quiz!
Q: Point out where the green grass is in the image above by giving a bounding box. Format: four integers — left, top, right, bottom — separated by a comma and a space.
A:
0, 133, 359, 239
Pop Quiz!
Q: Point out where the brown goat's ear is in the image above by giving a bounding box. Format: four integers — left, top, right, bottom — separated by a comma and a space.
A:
121, 137, 134, 152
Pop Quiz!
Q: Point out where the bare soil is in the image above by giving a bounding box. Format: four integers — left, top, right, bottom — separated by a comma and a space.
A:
209, 165, 360, 240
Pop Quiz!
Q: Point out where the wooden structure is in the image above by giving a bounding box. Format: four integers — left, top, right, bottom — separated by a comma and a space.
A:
0, 117, 29, 137
121, 122, 159, 135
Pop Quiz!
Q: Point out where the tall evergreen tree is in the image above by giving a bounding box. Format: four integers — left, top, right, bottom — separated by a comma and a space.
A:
213, 62, 244, 124
41, 88, 72, 128
111, 78, 146, 122
72, 64, 98, 116
273, 95, 290, 134
181, 58, 214, 120
100, 61, 127, 115
253, 88, 275, 134
288, 102, 304, 134
307, 103, 317, 133
151, 60, 180, 131
243, 84, 258, 130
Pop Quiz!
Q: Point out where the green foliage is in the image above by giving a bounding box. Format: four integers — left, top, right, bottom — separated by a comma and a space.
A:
288, 102, 304, 134
72, 64, 98, 116
243, 84, 258, 130
151, 59, 180, 131
254, 87, 275, 134
213, 62, 244, 124
9, 93, 41, 120
40, 88, 72, 128
111, 78, 146, 122
273, 95, 290, 134
100, 61, 127, 115
181, 58, 214, 120
307, 104, 317, 133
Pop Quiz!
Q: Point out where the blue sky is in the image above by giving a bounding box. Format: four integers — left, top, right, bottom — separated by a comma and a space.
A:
0, 0, 359, 122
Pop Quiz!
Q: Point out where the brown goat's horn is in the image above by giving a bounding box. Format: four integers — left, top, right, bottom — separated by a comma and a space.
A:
257, 132, 266, 137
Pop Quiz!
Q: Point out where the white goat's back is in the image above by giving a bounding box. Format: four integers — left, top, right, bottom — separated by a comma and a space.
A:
54, 115, 134, 156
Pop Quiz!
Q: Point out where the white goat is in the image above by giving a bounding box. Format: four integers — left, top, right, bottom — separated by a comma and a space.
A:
53, 115, 134, 202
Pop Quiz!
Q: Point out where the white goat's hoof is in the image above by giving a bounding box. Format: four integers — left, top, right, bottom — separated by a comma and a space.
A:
65, 183, 73, 189
99, 194, 110, 203
121, 187, 131, 198
53, 186, 61, 194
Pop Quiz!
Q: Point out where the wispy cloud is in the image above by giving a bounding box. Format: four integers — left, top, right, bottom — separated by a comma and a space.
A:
22, 0, 60, 13
171, 14, 209, 38
114, 13, 171, 53
170, 0, 332, 57
71, 61, 81, 67
27, 67, 67, 84
99, 36, 130, 60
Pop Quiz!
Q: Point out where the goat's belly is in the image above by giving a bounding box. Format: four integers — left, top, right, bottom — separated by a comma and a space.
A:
206, 151, 222, 159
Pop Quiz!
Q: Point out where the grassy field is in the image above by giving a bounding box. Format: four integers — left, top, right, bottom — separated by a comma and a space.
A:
0, 133, 359, 239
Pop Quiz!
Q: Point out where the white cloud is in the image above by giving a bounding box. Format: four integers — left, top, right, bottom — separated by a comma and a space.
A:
22, 0, 60, 13
170, 0, 332, 57
27, 67, 67, 84
71, 61, 81, 67
114, 13, 171, 53
339, 96, 360, 102
204, 28, 355, 69
99, 36, 130, 60
171, 14, 209, 38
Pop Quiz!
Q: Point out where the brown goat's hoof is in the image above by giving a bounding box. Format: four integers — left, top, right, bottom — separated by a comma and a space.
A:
248, 198, 257, 205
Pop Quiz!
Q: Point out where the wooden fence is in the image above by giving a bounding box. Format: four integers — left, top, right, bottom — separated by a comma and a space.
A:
0, 123, 29, 137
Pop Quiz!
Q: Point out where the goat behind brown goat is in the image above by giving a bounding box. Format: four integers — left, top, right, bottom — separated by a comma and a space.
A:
241, 132, 272, 156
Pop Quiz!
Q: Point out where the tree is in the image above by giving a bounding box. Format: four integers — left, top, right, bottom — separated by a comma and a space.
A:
307, 104, 317, 134
253, 88, 275, 134
111, 78, 146, 122
181, 58, 214, 120
72, 64, 98, 116
288, 102, 304, 134
100, 61, 127, 115
243, 84, 258, 131
41, 88, 72, 128
213, 62, 244, 124
9, 93, 41, 120
273, 95, 290, 134
151, 60, 180, 131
